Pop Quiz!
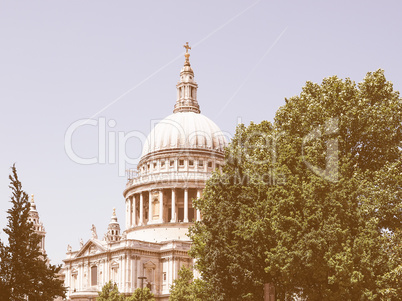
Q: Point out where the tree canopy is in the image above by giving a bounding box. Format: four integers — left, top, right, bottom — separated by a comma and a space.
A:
169, 266, 213, 301
97, 281, 155, 301
189, 69, 402, 300
126, 287, 155, 301
0, 165, 66, 301
97, 281, 125, 301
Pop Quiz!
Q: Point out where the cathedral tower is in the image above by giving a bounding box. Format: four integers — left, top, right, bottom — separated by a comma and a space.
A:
28, 194, 46, 254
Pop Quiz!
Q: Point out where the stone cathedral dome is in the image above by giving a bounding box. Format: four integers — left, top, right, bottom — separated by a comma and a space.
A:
123, 42, 227, 242
141, 112, 227, 158
139, 42, 227, 162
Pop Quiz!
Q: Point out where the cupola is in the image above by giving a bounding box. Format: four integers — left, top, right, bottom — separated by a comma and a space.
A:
105, 208, 121, 242
173, 42, 200, 114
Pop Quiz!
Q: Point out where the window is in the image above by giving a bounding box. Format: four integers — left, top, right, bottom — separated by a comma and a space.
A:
112, 267, 118, 283
72, 274, 77, 291
179, 160, 184, 166
208, 161, 212, 168
163, 273, 167, 281
216, 164, 220, 169
153, 162, 157, 168
198, 160, 204, 167
91, 266, 97, 286
170, 160, 174, 167
161, 160, 165, 167
189, 160, 194, 166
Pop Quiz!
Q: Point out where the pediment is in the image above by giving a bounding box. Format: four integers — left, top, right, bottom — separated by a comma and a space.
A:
143, 260, 156, 269
111, 260, 119, 268
75, 239, 106, 258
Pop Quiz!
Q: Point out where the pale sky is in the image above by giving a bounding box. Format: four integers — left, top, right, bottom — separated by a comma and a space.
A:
1, 0, 401, 264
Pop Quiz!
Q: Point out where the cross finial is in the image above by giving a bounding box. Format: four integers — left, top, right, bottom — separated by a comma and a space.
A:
31, 194, 35, 203
113, 207, 116, 216
183, 42, 191, 53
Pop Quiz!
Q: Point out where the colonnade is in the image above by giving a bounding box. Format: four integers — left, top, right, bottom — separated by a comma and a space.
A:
126, 188, 202, 228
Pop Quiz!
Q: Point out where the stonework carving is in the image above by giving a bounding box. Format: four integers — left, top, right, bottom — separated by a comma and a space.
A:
91, 224, 98, 239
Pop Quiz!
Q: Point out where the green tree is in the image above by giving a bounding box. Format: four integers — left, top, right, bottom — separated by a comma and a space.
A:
189, 121, 276, 300
0, 165, 66, 301
97, 281, 125, 301
169, 266, 213, 301
126, 287, 155, 301
169, 267, 193, 301
190, 70, 402, 300
267, 69, 402, 300
0, 240, 11, 300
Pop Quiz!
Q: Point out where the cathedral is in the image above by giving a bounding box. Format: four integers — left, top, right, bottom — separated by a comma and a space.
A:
61, 44, 228, 300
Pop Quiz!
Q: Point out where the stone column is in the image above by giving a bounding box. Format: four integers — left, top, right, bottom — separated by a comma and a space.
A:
175, 257, 180, 280
104, 260, 109, 285
148, 191, 153, 224
120, 256, 124, 291
133, 256, 137, 290
65, 267, 70, 295
103, 259, 107, 285
129, 196, 133, 227
170, 189, 176, 222
167, 257, 172, 292
129, 197, 132, 227
126, 199, 130, 229
137, 258, 142, 288
184, 188, 189, 222
132, 195, 137, 226
196, 189, 201, 221
77, 264, 83, 291
159, 190, 164, 223
126, 254, 130, 292
139, 193, 144, 226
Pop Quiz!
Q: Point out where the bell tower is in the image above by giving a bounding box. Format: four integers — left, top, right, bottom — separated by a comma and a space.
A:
105, 208, 121, 242
28, 194, 46, 254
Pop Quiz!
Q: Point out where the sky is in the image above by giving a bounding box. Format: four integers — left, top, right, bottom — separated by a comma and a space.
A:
0, 0, 401, 264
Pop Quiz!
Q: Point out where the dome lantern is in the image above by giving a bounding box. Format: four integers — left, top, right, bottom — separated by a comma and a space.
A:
173, 42, 200, 114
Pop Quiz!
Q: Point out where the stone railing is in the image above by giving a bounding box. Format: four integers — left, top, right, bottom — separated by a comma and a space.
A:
126, 170, 211, 187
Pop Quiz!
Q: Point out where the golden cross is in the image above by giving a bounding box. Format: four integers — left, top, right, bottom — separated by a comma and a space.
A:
183, 42, 191, 53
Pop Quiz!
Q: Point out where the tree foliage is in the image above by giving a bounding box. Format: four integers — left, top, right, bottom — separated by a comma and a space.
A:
0, 165, 66, 301
126, 287, 155, 301
189, 121, 275, 300
189, 69, 402, 300
97, 281, 155, 301
169, 266, 213, 301
97, 281, 125, 301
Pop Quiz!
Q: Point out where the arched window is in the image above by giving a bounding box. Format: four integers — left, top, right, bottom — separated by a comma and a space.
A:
91, 266, 97, 286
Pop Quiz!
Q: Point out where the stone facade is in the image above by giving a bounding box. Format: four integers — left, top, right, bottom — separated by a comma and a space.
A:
62, 44, 227, 300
